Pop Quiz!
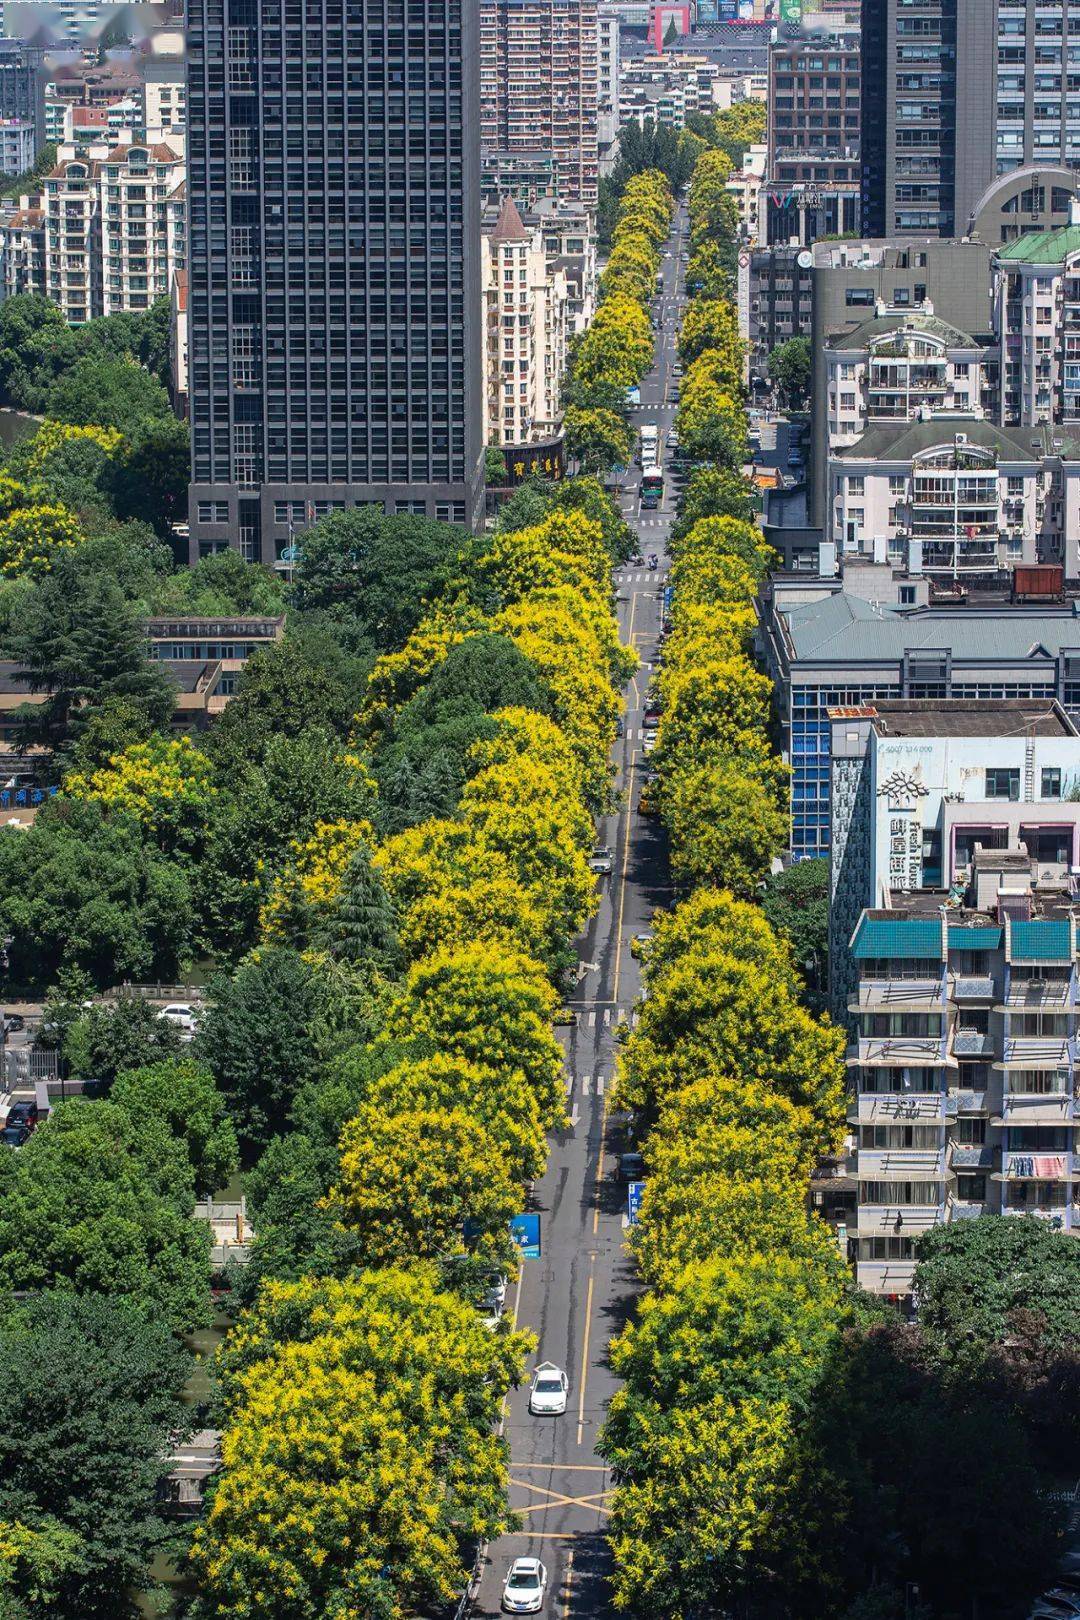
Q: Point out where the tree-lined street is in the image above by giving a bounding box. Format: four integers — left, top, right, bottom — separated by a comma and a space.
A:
471, 199, 688, 1620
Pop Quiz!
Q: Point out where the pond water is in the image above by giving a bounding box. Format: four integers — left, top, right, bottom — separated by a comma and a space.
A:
0, 409, 39, 450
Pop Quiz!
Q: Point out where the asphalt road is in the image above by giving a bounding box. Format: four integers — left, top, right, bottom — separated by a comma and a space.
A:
470, 201, 688, 1620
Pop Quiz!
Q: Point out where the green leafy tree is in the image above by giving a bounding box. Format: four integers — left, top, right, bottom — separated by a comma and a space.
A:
45, 355, 172, 432
762, 858, 829, 987
290, 508, 469, 652
8, 561, 174, 761
197, 947, 323, 1156
0, 1292, 191, 1619
484, 444, 506, 483
148, 549, 285, 617
769, 335, 812, 407
205, 633, 363, 772
0, 799, 194, 988
59, 996, 185, 1088
914, 1214, 1080, 1355
0, 1099, 210, 1333
108, 414, 190, 538
112, 1057, 239, 1195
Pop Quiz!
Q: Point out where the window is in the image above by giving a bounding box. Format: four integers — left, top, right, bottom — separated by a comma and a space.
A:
986, 767, 1021, 800
899, 585, 916, 605
847, 475, 865, 496
197, 500, 229, 524
1042, 766, 1062, 798
955, 1117, 986, 1144
846, 287, 874, 306
956, 1173, 986, 1201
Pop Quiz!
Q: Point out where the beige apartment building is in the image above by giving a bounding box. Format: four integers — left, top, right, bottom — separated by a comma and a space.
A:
1, 134, 185, 321
480, 0, 599, 205
481, 196, 569, 449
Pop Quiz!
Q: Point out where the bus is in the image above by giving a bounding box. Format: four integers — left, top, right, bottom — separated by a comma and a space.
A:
640, 464, 663, 509
639, 424, 658, 463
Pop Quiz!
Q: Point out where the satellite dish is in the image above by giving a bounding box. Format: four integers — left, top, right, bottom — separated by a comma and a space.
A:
797, 249, 813, 268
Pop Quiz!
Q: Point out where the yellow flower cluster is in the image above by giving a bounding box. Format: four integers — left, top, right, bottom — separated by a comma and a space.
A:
26, 418, 124, 474
64, 734, 217, 849
260, 818, 374, 943
0, 503, 85, 577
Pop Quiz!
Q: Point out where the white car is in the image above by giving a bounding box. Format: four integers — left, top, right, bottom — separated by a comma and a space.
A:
502, 1557, 548, 1614
588, 846, 614, 875
529, 1362, 569, 1416
478, 1273, 508, 1328
158, 1003, 198, 1038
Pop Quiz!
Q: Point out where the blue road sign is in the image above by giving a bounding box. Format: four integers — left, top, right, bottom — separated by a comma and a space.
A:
627, 1182, 645, 1226
279, 545, 300, 563
510, 1212, 541, 1259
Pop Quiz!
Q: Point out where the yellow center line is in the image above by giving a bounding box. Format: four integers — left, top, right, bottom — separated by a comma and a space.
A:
611, 751, 636, 1007
560, 1547, 575, 1619
498, 1265, 526, 1435
575, 1267, 594, 1446
510, 1463, 608, 1471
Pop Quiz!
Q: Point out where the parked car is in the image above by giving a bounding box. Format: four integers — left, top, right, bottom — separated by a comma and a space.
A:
787, 449, 803, 468
502, 1557, 548, 1614
588, 846, 614, 875
2, 1012, 24, 1034
616, 1151, 646, 1182
158, 1003, 199, 1037
614, 717, 624, 738
529, 1362, 569, 1416
630, 932, 653, 959
5, 1099, 39, 1134
1, 1121, 30, 1148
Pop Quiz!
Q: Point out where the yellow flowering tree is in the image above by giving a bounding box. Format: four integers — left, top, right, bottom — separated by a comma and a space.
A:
64, 734, 216, 856
191, 1267, 532, 1620
26, 419, 124, 474
0, 504, 84, 577
260, 818, 375, 946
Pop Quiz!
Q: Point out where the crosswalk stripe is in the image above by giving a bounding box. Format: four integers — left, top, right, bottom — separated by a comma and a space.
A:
582, 1074, 592, 1095
603, 1008, 611, 1027
596, 1075, 606, 1096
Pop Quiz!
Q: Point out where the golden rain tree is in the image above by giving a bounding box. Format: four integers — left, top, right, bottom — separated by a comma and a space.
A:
191, 1267, 533, 1620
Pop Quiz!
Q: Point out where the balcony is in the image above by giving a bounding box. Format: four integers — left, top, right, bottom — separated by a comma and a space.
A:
851, 1091, 950, 1124
849, 1036, 948, 1067
858, 1146, 947, 1178
999, 1035, 1073, 1068
998, 1151, 1077, 1181
848, 976, 945, 1013
856, 1258, 917, 1295
997, 1089, 1075, 1125
856, 1201, 945, 1237
1003, 977, 1072, 1009
952, 974, 996, 1001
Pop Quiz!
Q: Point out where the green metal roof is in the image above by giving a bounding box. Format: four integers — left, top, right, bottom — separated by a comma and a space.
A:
1008, 919, 1073, 962
851, 916, 943, 960
996, 225, 1080, 265
948, 925, 1003, 952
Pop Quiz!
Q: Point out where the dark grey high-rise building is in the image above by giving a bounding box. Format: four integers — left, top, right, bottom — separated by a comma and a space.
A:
0, 42, 46, 150
862, 0, 1080, 240
186, 0, 484, 564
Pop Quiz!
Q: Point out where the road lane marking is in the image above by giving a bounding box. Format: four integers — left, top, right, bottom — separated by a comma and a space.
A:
596, 1075, 605, 1096
560, 1548, 575, 1620
516, 1495, 610, 1518
581, 1074, 591, 1095
576, 1267, 594, 1446
509, 1463, 608, 1471
612, 750, 637, 1003
592, 1083, 610, 1240
511, 1481, 612, 1513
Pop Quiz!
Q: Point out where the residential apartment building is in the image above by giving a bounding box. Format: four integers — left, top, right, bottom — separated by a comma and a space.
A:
726, 142, 766, 244
25, 137, 185, 323
994, 222, 1080, 426
764, 28, 860, 245
480, 0, 599, 206
861, 0, 1080, 240
597, 5, 620, 147
829, 699, 1080, 1296
0, 195, 44, 296
528, 195, 597, 333
760, 580, 1080, 857
617, 49, 722, 129
186, 0, 484, 563
0, 118, 35, 177
481, 195, 568, 449
828, 417, 1080, 588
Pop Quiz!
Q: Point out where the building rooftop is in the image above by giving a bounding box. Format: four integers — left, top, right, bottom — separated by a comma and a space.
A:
779, 590, 1080, 665
828, 311, 980, 351
995, 225, 1080, 265
490, 193, 529, 244
835, 698, 1077, 739
842, 416, 1080, 463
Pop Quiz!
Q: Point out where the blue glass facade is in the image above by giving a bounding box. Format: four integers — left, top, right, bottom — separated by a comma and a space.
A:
790, 681, 899, 858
